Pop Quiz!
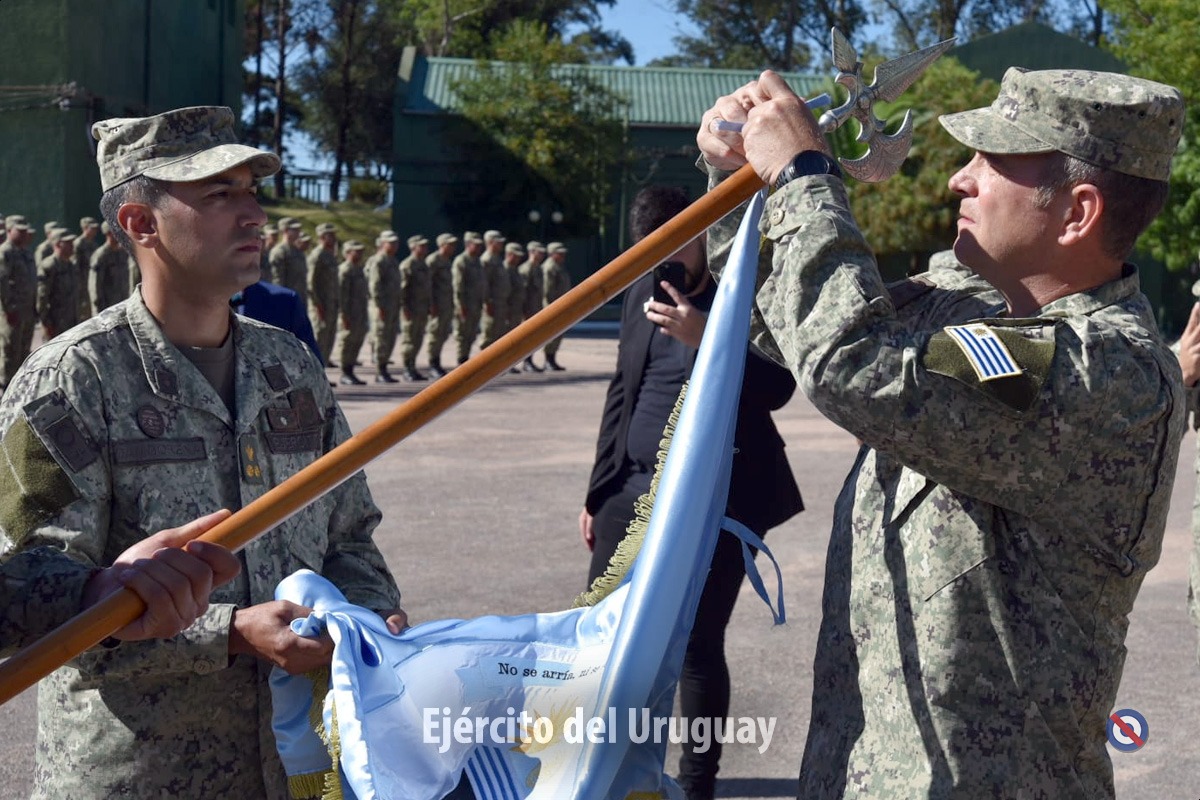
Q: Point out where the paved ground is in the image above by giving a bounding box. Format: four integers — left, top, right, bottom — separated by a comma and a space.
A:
1, 332, 1198, 798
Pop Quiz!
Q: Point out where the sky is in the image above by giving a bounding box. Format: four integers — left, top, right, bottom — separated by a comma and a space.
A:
593, 0, 698, 65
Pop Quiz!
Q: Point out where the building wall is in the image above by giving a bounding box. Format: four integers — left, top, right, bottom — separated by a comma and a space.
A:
0, 0, 243, 234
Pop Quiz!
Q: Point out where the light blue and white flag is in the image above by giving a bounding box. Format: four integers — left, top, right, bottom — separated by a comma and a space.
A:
269, 190, 779, 800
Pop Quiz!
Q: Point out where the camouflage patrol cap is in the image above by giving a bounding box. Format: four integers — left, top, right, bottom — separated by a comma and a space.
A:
527, 240, 546, 253
436, 232, 458, 246
939, 68, 1184, 181
343, 240, 366, 253
48, 227, 75, 245
79, 216, 99, 230
100, 221, 112, 234
43, 221, 59, 235
484, 229, 504, 243
378, 230, 400, 244
463, 231, 483, 244
547, 241, 567, 254
277, 217, 302, 231
407, 234, 429, 248
262, 224, 278, 236
92, 106, 281, 192
298, 233, 312, 244
315, 222, 336, 236
505, 242, 525, 255
5, 215, 30, 231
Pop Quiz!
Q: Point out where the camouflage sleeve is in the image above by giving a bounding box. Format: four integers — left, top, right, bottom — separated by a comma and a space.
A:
0, 362, 236, 674
745, 175, 1170, 516
0, 547, 95, 655
0, 253, 15, 316
35, 259, 52, 323
452, 259, 466, 305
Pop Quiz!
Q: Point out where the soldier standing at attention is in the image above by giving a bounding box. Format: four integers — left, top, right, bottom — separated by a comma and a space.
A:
503, 241, 526, 338
541, 241, 571, 370
73, 216, 101, 321
36, 228, 80, 340
365, 229, 401, 383
479, 229, 508, 349
698, 68, 1185, 799
88, 221, 131, 315
259, 223, 278, 280
34, 220, 59, 265
425, 232, 457, 377
398, 234, 431, 381
452, 231, 485, 365
518, 241, 547, 371
269, 217, 306, 297
307, 222, 340, 366
0, 105, 404, 799
0, 215, 37, 389
335, 239, 369, 385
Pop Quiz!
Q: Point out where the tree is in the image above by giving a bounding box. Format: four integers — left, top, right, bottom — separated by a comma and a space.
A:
661, 0, 868, 71
449, 20, 630, 236
1101, 0, 1200, 274
870, 0, 1083, 51
839, 56, 997, 272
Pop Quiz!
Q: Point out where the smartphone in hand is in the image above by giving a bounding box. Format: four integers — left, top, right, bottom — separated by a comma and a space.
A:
652, 261, 687, 306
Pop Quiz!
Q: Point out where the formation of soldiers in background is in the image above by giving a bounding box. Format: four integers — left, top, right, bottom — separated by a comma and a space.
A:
0, 213, 573, 392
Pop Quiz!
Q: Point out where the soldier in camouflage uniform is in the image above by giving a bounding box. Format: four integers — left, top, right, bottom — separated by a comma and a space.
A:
453, 231, 485, 364
36, 228, 80, 340
503, 241, 526, 338
425, 232, 457, 376
540, 242, 572, 370
518, 241, 547, 371
699, 68, 1185, 800
260, 223, 278, 280
34, 220, 59, 265
335, 240, 369, 385
365, 229, 401, 382
479, 230, 508, 349
307, 222, 340, 366
88, 221, 131, 315
73, 216, 101, 321
0, 215, 37, 389
0, 106, 404, 800
398, 234, 431, 381
269, 217, 307, 297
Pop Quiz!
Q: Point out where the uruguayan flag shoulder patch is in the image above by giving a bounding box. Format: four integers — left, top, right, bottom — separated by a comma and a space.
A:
942, 324, 1023, 381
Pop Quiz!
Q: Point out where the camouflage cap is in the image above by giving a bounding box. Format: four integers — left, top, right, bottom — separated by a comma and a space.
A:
100, 221, 112, 234
79, 216, 99, 229
43, 220, 59, 235
343, 240, 366, 253
505, 242, 525, 255
262, 224, 278, 235
277, 217, 302, 231
298, 233, 312, 244
939, 68, 1184, 181
315, 222, 336, 236
527, 240, 546, 253
378, 230, 400, 244
436, 232, 458, 246
5, 215, 30, 231
407, 234, 429, 248
48, 227, 75, 245
463, 231, 483, 244
547, 241, 568, 254
92, 106, 281, 192
484, 229, 504, 243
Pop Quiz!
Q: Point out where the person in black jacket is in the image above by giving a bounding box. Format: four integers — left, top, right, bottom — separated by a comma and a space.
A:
579, 185, 804, 800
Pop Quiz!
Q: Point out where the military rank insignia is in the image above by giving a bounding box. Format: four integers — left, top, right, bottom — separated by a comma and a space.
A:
943, 324, 1023, 382
239, 433, 264, 484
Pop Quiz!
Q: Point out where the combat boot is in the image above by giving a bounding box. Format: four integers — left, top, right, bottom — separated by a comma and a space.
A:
339, 369, 365, 386
545, 355, 565, 371
375, 368, 398, 383
521, 356, 543, 373
428, 361, 447, 377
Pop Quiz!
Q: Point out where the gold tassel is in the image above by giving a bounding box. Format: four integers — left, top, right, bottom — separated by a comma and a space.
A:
573, 382, 688, 608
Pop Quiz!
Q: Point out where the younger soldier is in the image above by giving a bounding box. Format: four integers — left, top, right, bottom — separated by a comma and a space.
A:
480, 230, 508, 348
36, 228, 80, 340
34, 220, 59, 265
259, 223, 278, 280
452, 231, 485, 364
518, 241, 547, 371
73, 216, 101, 321
366, 230, 401, 382
269, 217, 306, 297
335, 240, 369, 385
425, 232, 457, 376
398, 234, 431, 381
307, 222, 340, 365
89, 222, 131, 315
541, 242, 572, 370
503, 241, 526, 339
0, 215, 37, 388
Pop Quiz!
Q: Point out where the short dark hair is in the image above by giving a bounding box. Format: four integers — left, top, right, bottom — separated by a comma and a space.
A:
628, 185, 690, 242
1035, 153, 1169, 261
98, 175, 168, 254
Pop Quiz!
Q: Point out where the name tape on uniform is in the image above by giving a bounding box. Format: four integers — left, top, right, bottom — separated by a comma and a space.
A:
943, 324, 1023, 382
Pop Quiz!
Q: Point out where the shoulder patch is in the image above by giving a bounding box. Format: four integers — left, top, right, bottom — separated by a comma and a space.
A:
924, 322, 1057, 412
0, 416, 81, 547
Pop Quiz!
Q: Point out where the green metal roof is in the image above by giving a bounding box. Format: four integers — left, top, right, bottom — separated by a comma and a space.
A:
402, 53, 829, 129
952, 22, 1125, 83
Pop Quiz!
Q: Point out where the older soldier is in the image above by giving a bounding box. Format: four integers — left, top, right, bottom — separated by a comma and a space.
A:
480, 229, 508, 349
73, 216, 101, 320
452, 230, 485, 365
259, 223, 278, 280
307, 222, 340, 365
425, 232, 457, 377
0, 215, 37, 388
518, 241, 547, 371
541, 241, 572, 370
269, 217, 306, 297
335, 240, 369, 385
34, 220, 59, 265
398, 234, 431, 381
89, 222, 131, 315
36, 228, 80, 340
366, 230, 401, 382
0, 105, 404, 799
698, 69, 1185, 799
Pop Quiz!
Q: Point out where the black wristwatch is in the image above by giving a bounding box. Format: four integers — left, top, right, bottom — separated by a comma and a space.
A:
774, 150, 843, 190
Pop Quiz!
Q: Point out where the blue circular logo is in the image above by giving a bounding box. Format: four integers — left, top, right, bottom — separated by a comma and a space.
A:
1106, 708, 1148, 752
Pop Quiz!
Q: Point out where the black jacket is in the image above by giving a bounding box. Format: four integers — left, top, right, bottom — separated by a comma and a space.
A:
585, 272, 803, 534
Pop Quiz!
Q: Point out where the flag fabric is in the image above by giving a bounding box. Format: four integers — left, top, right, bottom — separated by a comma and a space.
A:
269, 190, 774, 800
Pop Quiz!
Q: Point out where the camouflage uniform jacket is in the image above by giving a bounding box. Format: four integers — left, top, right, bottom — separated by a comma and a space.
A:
506, 263, 525, 327
269, 241, 308, 298
89, 242, 131, 314
338, 259, 368, 329
481, 251, 509, 311
541, 258, 571, 306
0, 289, 401, 798
705, 169, 1184, 799
399, 254, 432, 316
452, 252, 484, 313
36, 254, 78, 335
519, 258, 543, 318
426, 252, 453, 316
365, 252, 400, 324
0, 240, 36, 328
307, 246, 340, 321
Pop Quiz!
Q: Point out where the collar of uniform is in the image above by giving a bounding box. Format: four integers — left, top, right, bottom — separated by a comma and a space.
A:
1036, 262, 1140, 318
227, 314, 305, 427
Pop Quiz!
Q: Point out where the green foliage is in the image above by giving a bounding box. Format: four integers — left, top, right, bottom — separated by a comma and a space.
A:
842, 57, 997, 265
347, 178, 389, 205
450, 20, 630, 236
1101, 0, 1200, 272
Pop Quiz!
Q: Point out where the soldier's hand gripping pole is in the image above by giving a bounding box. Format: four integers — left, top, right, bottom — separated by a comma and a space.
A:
0, 29, 953, 707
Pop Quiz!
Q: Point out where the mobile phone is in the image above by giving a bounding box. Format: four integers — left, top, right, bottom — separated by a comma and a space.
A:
652, 261, 687, 306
